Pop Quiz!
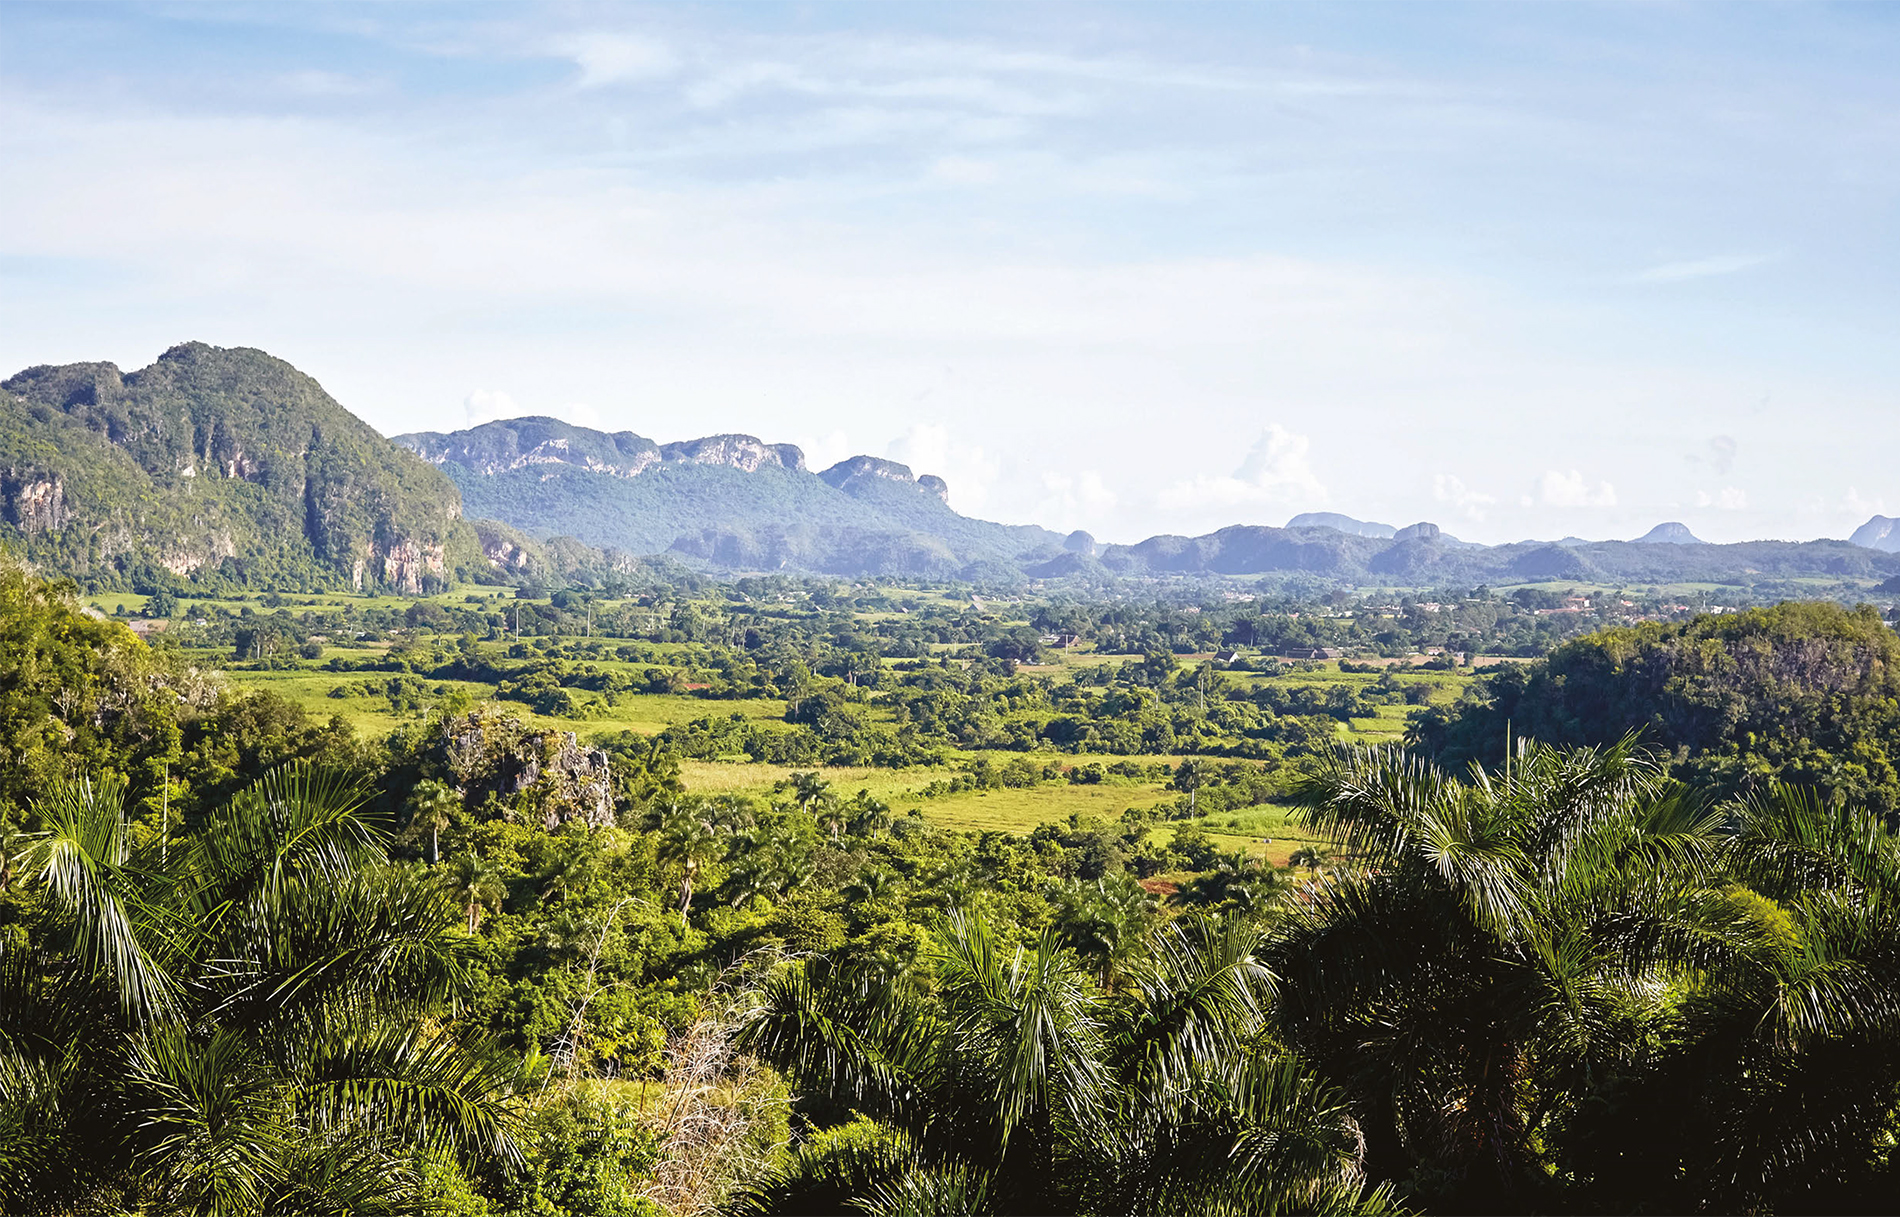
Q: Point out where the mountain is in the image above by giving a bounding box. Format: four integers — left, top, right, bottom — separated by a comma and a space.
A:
395, 417, 1060, 578
1852, 516, 1900, 553
2, 344, 1893, 592
1094, 521, 1900, 584
1286, 511, 1396, 539
1634, 522, 1704, 544
0, 343, 490, 592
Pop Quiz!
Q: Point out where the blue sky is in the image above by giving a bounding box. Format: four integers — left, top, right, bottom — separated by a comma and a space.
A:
2, 1, 1896, 544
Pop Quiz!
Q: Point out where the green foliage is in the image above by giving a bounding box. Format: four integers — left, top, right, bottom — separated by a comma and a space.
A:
0, 765, 522, 1214
1, 343, 481, 591
1412, 601, 1900, 811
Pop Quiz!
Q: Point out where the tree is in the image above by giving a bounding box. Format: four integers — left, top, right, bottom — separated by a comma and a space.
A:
789, 771, 831, 812
406, 777, 460, 866
1560, 783, 1900, 1212
1409, 602, 1900, 812
0, 766, 521, 1214
1052, 873, 1156, 987
446, 851, 508, 933
655, 804, 720, 918
1171, 758, 1206, 818
1268, 738, 1722, 1210
739, 911, 1388, 1214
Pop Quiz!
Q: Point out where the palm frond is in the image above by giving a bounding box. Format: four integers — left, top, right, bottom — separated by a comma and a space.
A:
25, 774, 181, 1023
294, 1022, 524, 1168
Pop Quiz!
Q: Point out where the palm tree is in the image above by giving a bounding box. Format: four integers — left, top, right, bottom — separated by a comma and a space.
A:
1176, 850, 1279, 916
1267, 737, 1722, 1209
738, 910, 1387, 1215
844, 866, 899, 906
445, 852, 508, 933
1171, 757, 1205, 818
0, 766, 521, 1214
789, 770, 831, 812
846, 790, 893, 839
1558, 783, 1900, 1212
406, 777, 460, 866
655, 804, 720, 918
1052, 872, 1156, 987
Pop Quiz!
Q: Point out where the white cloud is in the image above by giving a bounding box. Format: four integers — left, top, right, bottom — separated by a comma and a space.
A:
1433, 473, 1496, 522
795, 429, 855, 473
1695, 486, 1747, 510
886, 422, 1001, 514
1633, 254, 1772, 283
559, 32, 679, 88
1034, 470, 1117, 533
1535, 469, 1618, 508
464, 389, 520, 425
1843, 487, 1888, 517
1155, 425, 1328, 514
465, 390, 600, 429
559, 401, 602, 429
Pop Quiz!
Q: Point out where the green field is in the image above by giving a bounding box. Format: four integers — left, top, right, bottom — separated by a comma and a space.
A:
187, 615, 1438, 861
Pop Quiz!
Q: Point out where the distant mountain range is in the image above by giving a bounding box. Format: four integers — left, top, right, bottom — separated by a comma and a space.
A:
0, 343, 1896, 591
393, 416, 1060, 578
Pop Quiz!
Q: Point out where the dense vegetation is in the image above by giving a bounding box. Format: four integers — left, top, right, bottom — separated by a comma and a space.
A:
1412, 601, 1900, 812
6, 557, 1900, 1213
0, 344, 486, 592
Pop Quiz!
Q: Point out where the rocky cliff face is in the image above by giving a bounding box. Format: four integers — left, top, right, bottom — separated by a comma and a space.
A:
1851, 516, 1900, 553
363, 539, 449, 594
436, 708, 615, 830
473, 520, 540, 574
401, 417, 662, 479
818, 455, 953, 501
660, 434, 805, 472
398, 420, 814, 477
0, 469, 67, 533
0, 343, 470, 591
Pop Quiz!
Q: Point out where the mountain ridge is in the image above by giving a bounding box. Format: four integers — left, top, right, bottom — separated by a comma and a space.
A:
396, 416, 1060, 578
0, 344, 1895, 591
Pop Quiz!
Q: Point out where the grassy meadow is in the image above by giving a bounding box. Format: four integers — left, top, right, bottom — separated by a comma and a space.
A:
154, 588, 1475, 866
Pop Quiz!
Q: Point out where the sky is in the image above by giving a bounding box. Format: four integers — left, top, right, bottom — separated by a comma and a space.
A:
2, 1, 1897, 546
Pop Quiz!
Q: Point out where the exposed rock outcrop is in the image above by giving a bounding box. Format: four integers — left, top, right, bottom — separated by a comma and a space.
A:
660, 434, 804, 472
819, 455, 955, 503
373, 539, 448, 594
1851, 516, 1900, 553
473, 520, 539, 573
0, 469, 67, 533
435, 708, 616, 830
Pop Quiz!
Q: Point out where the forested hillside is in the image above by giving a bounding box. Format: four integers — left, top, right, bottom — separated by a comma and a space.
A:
398, 416, 1061, 578
1410, 600, 1900, 811
0, 343, 486, 592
